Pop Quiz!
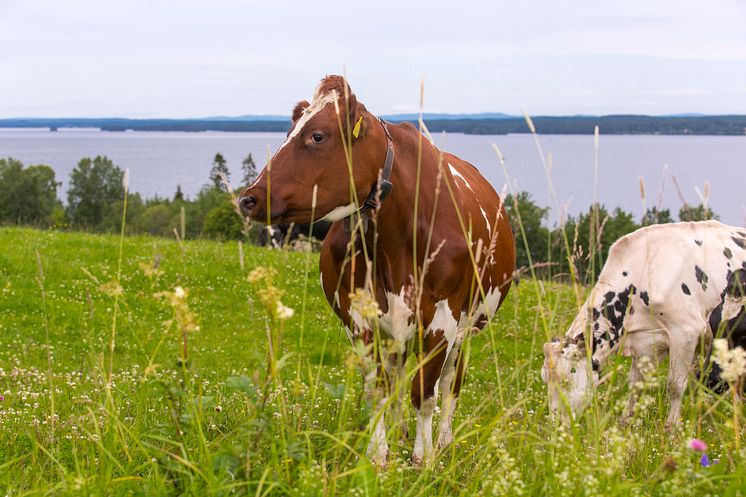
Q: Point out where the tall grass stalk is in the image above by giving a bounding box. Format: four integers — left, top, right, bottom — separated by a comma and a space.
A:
107, 168, 129, 391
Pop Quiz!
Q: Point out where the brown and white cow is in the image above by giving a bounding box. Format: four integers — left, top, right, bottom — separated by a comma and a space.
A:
239, 76, 515, 466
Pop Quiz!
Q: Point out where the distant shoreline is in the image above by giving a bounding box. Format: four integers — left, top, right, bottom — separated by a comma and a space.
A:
2, 115, 746, 135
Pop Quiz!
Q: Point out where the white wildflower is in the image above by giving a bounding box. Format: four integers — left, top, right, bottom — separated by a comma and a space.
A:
276, 302, 294, 321
712, 339, 746, 384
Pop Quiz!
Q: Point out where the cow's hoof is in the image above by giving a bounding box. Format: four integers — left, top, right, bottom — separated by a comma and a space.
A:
411, 451, 433, 468
366, 443, 389, 470
664, 421, 680, 435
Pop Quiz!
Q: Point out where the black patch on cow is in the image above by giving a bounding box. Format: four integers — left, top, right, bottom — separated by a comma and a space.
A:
733, 237, 746, 249
724, 247, 733, 259
704, 268, 746, 393
592, 359, 600, 372
591, 284, 636, 353
640, 291, 650, 306
622, 271, 628, 277
695, 239, 703, 246
681, 283, 691, 295
695, 265, 709, 291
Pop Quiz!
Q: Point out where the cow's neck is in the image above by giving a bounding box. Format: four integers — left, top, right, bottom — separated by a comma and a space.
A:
366, 129, 446, 257
573, 282, 637, 369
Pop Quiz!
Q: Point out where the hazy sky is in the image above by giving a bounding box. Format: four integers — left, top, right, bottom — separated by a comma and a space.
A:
3, 0, 746, 118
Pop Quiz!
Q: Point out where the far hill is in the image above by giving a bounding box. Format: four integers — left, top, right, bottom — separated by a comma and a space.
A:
1, 114, 746, 135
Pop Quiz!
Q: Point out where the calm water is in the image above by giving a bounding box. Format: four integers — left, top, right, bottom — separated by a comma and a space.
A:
1, 129, 744, 226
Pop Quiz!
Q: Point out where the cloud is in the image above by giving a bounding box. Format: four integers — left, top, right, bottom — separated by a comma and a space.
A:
1, 0, 745, 116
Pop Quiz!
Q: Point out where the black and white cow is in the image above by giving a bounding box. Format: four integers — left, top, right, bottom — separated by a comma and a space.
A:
704, 268, 746, 393
542, 221, 746, 428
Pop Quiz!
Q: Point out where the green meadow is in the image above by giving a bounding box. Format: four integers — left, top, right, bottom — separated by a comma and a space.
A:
0, 226, 744, 496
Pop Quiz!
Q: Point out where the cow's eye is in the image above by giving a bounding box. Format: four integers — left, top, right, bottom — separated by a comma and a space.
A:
311, 132, 325, 143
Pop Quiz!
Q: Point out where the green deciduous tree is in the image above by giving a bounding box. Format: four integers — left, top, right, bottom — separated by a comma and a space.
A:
504, 192, 549, 271
136, 204, 172, 236
679, 204, 719, 222
0, 158, 61, 225
66, 156, 124, 229
641, 207, 674, 226
202, 200, 244, 240
563, 204, 639, 283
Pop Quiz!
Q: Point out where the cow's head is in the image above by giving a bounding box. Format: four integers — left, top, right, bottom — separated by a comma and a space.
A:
541, 337, 597, 423
238, 75, 385, 225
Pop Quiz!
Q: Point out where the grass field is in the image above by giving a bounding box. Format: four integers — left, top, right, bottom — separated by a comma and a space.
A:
0, 227, 744, 496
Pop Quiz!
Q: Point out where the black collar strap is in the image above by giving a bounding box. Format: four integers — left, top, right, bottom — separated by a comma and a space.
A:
343, 118, 395, 233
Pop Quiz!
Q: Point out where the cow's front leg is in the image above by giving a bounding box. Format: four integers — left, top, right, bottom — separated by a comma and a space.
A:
411, 333, 448, 467
437, 340, 463, 450
665, 332, 699, 431
383, 350, 409, 441
620, 355, 643, 427
364, 362, 390, 467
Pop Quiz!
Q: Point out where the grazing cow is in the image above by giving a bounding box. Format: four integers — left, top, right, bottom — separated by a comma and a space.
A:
258, 221, 332, 248
542, 221, 746, 428
238, 75, 515, 466
704, 268, 746, 393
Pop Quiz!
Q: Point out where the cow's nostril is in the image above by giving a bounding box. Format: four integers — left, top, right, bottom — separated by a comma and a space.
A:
239, 195, 256, 215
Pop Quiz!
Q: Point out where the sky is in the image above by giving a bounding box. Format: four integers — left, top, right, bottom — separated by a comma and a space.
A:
2, 0, 746, 118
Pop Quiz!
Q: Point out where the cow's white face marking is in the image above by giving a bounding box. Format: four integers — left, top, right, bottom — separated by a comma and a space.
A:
542, 341, 598, 423
246, 89, 338, 192
321, 202, 358, 222
276, 89, 337, 154
448, 163, 473, 192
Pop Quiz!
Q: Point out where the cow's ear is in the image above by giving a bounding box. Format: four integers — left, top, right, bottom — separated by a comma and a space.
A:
291, 100, 310, 123
348, 97, 369, 140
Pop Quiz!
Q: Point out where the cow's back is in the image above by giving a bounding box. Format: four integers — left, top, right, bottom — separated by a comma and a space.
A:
600, 221, 746, 326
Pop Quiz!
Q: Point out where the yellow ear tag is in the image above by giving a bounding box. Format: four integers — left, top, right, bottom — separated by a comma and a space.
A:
352, 116, 363, 138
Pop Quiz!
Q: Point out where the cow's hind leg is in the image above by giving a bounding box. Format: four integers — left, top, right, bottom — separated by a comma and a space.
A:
411, 333, 448, 466
436, 340, 464, 450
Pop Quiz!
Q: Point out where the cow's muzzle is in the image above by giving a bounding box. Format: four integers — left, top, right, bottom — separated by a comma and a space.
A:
238, 195, 256, 216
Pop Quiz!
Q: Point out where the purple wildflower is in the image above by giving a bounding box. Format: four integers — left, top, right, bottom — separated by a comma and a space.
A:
689, 439, 707, 452
700, 454, 711, 467
0, 394, 4, 401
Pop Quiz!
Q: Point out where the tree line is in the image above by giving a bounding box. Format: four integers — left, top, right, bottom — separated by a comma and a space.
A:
0, 155, 719, 279
0, 153, 259, 240
3, 115, 746, 135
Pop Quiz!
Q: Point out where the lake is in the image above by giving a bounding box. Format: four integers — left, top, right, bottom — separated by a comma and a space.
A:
1, 129, 744, 226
